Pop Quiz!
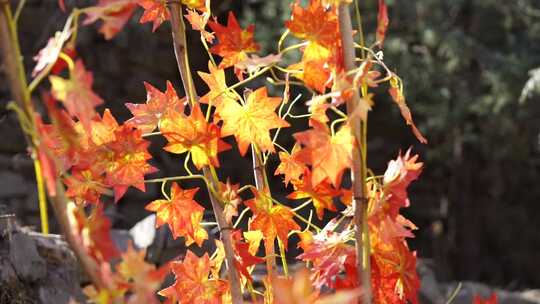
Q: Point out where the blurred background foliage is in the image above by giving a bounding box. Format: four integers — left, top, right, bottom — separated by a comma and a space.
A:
1, 0, 539, 291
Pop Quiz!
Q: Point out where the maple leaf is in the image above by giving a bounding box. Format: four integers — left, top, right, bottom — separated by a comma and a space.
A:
83, 0, 137, 40
371, 240, 420, 304
272, 267, 360, 304
243, 230, 264, 256
208, 11, 260, 69
232, 231, 265, 282
288, 49, 332, 93
245, 189, 299, 249
275, 143, 307, 186
198, 61, 236, 110
473, 293, 498, 304
288, 169, 340, 220
298, 227, 355, 289
117, 241, 169, 304
102, 122, 157, 201
159, 251, 229, 304
376, 0, 389, 46
181, 0, 206, 10
49, 59, 103, 132
137, 0, 169, 32
88, 109, 120, 146
285, 0, 339, 49
389, 76, 428, 144
65, 168, 109, 205
294, 119, 354, 187
125, 81, 185, 134
69, 204, 120, 262
160, 104, 231, 169
219, 87, 289, 156
145, 183, 208, 246
235, 53, 282, 75
382, 149, 423, 218
185, 9, 214, 42
219, 179, 242, 224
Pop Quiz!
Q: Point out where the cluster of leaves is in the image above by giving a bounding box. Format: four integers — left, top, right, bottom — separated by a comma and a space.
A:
21, 0, 462, 303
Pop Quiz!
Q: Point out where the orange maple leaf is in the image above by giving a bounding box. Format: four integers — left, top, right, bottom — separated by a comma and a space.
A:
208, 11, 260, 69
219, 87, 289, 156
160, 104, 231, 169
145, 183, 208, 246
244, 189, 299, 249
125, 81, 185, 134
371, 240, 420, 304
49, 59, 103, 132
104, 123, 157, 201
197, 61, 236, 110
83, 0, 137, 40
218, 179, 242, 224
294, 119, 354, 187
116, 241, 169, 304
285, 0, 339, 48
65, 168, 109, 205
185, 9, 214, 42
288, 169, 340, 220
159, 251, 229, 304
275, 143, 307, 186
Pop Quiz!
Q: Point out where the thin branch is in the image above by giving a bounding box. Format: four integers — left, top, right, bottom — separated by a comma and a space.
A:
0, 2, 107, 289
338, 3, 372, 303
166, 2, 243, 303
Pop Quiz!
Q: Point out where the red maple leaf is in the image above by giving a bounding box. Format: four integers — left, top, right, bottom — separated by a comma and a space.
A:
298, 227, 355, 289
231, 231, 265, 282
473, 293, 498, 304
70, 204, 120, 262
137, 0, 169, 32
376, 0, 389, 46
208, 11, 260, 69
145, 183, 208, 246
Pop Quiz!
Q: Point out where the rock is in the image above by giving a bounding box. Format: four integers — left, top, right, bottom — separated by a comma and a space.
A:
9, 230, 47, 281
0, 170, 28, 199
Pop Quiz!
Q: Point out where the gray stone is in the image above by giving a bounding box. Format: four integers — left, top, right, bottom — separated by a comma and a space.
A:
9, 231, 47, 281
